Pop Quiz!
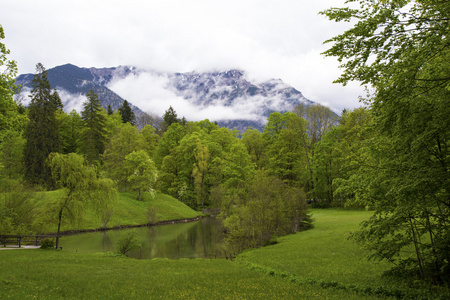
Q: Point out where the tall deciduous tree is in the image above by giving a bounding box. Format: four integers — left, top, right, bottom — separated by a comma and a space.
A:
264, 112, 308, 187
242, 128, 266, 170
23, 63, 61, 187
0, 27, 26, 181
47, 152, 117, 249
0, 131, 25, 180
154, 123, 185, 168
81, 89, 107, 165
322, 0, 450, 282
140, 124, 160, 158
58, 110, 83, 154
192, 139, 210, 209
0, 180, 36, 235
294, 103, 338, 198
102, 123, 144, 190
221, 172, 310, 258
0, 25, 25, 144
125, 150, 158, 201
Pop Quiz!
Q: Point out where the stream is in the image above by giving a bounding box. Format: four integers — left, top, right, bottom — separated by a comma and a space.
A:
59, 217, 224, 259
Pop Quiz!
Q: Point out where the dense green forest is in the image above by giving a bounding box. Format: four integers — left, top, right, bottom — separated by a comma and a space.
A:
1, 0, 449, 285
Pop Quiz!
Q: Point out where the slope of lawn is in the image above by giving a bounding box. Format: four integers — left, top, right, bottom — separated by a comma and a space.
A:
235, 209, 449, 299
34, 191, 201, 233
0, 250, 381, 299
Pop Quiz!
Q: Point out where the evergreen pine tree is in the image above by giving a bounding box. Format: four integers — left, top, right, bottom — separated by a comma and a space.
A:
119, 100, 135, 125
81, 89, 107, 165
163, 105, 178, 126
107, 104, 113, 115
23, 63, 61, 186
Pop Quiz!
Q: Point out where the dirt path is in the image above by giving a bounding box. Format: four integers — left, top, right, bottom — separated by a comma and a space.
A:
0, 245, 40, 250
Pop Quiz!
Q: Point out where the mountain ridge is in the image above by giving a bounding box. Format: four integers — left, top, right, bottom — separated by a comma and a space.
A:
16, 63, 319, 131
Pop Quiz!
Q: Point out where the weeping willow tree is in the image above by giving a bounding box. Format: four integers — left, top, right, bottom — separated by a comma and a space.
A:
47, 153, 117, 249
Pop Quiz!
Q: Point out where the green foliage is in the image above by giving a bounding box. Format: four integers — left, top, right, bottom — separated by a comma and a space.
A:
23, 63, 61, 187
222, 141, 255, 190
264, 112, 309, 187
102, 123, 144, 190
140, 124, 160, 158
146, 206, 159, 225
162, 105, 178, 130
192, 139, 210, 209
47, 152, 117, 248
0, 180, 36, 235
107, 104, 113, 115
154, 122, 185, 168
118, 100, 135, 125
58, 110, 83, 154
321, 0, 450, 89
294, 103, 338, 148
242, 128, 266, 169
0, 25, 23, 144
221, 172, 310, 257
40, 238, 55, 249
310, 108, 372, 205
0, 130, 25, 180
115, 230, 140, 255
81, 89, 107, 164
292, 103, 339, 200
322, 0, 450, 283
156, 120, 253, 210
104, 110, 125, 140
124, 150, 158, 201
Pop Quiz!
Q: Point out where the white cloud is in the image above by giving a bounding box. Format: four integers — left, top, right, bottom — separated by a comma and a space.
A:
15, 87, 87, 113
107, 72, 267, 122
57, 90, 87, 113
2, 0, 365, 113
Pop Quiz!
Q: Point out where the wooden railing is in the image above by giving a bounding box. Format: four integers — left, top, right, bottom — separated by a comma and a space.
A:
0, 235, 56, 248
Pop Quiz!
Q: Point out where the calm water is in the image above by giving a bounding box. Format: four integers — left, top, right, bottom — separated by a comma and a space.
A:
59, 217, 224, 259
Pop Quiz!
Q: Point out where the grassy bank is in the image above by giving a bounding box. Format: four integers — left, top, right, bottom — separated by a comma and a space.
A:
0, 250, 379, 299
236, 209, 449, 299
34, 191, 201, 233
2, 209, 449, 299
236, 209, 389, 286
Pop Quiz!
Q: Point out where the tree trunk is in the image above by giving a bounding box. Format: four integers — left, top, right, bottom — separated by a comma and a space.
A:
55, 208, 63, 249
409, 215, 424, 279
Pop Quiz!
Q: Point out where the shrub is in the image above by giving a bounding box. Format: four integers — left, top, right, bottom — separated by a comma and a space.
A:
146, 206, 159, 225
115, 230, 140, 255
101, 207, 113, 229
40, 238, 55, 249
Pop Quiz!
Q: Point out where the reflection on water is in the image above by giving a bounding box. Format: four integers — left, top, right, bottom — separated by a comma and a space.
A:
60, 217, 224, 259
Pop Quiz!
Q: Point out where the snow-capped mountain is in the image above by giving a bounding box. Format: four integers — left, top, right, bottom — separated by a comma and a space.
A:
16, 64, 316, 131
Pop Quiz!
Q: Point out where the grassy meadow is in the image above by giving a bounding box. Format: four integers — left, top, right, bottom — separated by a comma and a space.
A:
2, 208, 449, 299
33, 191, 200, 233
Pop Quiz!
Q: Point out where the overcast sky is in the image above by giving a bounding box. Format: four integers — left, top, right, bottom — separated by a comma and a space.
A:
1, 0, 365, 113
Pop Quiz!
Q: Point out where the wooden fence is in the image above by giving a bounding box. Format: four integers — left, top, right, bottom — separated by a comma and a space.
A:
0, 235, 56, 248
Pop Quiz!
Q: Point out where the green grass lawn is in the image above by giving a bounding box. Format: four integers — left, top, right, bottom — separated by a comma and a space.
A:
34, 191, 201, 233
0, 250, 380, 299
2, 208, 449, 299
236, 209, 388, 286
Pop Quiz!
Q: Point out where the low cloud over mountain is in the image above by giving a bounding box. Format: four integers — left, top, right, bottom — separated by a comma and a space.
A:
16, 64, 317, 131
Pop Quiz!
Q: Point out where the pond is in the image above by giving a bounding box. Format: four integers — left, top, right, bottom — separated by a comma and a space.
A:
59, 217, 224, 259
